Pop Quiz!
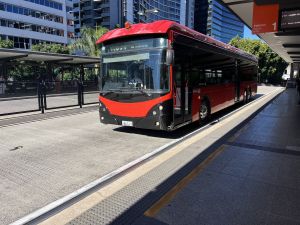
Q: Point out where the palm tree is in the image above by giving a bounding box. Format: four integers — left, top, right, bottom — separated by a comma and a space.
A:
70, 26, 108, 57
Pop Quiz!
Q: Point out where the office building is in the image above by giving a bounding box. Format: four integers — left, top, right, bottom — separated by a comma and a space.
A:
73, 0, 123, 36
0, 0, 74, 49
125, 0, 194, 29
194, 0, 244, 43
74, 0, 194, 36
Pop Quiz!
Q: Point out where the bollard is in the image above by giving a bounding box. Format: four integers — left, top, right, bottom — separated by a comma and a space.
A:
38, 80, 46, 114
77, 79, 83, 108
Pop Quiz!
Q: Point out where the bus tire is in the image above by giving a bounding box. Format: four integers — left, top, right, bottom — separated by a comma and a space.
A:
199, 100, 210, 125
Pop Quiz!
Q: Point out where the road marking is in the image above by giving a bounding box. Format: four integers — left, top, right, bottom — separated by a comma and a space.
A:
144, 145, 226, 217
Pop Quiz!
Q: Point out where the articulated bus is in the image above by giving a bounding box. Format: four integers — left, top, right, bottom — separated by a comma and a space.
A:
97, 20, 258, 131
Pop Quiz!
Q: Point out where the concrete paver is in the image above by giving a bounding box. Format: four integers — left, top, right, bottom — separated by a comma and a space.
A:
140, 88, 300, 225
35, 86, 282, 225
0, 110, 172, 224
0, 86, 278, 224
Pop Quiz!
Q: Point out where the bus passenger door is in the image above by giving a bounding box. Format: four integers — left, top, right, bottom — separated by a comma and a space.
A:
173, 64, 192, 126
173, 65, 185, 125
234, 60, 241, 101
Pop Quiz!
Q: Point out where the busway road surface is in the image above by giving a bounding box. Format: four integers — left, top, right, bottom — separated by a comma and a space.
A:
0, 86, 279, 225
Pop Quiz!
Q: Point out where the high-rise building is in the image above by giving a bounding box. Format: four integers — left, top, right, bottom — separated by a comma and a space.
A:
74, 0, 195, 36
125, 0, 194, 29
194, 0, 244, 43
73, 0, 123, 36
0, 0, 74, 49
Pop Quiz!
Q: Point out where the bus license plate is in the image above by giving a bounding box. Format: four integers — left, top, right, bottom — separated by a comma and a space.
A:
122, 120, 133, 126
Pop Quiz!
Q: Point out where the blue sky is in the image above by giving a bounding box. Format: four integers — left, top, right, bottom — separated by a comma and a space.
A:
243, 26, 260, 40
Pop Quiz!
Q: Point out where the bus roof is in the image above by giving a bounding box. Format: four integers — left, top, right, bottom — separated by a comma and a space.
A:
96, 20, 257, 63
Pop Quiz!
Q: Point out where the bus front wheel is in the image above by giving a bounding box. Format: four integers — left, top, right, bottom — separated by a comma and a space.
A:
199, 100, 210, 125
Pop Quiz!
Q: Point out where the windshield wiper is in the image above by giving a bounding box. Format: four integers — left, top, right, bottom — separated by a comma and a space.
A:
102, 88, 152, 96
132, 89, 152, 97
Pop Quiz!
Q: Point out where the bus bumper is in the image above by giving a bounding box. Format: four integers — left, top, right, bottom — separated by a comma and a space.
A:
99, 100, 173, 130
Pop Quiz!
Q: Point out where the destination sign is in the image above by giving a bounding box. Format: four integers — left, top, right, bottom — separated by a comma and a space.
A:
281, 9, 300, 30
103, 38, 167, 53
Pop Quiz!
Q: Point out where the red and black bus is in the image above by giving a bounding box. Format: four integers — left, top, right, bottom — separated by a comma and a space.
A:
97, 20, 257, 131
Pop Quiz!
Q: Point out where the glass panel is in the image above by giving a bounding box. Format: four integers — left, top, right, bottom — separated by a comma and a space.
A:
0, 81, 39, 115
101, 49, 169, 93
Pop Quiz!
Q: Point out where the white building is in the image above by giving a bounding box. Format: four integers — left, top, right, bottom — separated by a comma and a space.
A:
0, 0, 74, 49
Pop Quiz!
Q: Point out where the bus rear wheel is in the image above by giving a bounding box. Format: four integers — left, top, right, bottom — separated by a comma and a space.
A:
199, 100, 210, 125
248, 89, 252, 101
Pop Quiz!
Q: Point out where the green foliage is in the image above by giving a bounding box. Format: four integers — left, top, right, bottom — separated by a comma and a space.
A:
229, 36, 288, 84
70, 26, 108, 57
7, 63, 42, 81
32, 43, 70, 54
0, 39, 13, 48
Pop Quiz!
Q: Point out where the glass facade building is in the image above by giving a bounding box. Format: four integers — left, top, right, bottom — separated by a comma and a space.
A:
126, 0, 194, 28
0, 0, 74, 49
74, 0, 195, 37
73, 0, 242, 42
194, 0, 244, 43
73, 0, 123, 36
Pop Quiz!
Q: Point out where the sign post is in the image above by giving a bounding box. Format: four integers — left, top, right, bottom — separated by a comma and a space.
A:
252, 2, 279, 34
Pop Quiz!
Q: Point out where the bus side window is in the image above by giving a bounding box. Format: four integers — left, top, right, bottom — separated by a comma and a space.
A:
222, 67, 234, 84
205, 69, 217, 85
189, 69, 200, 87
216, 70, 223, 84
199, 69, 206, 86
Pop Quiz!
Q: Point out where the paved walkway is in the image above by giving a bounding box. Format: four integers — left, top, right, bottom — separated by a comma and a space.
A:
34, 87, 282, 225
0, 86, 281, 225
139, 88, 300, 225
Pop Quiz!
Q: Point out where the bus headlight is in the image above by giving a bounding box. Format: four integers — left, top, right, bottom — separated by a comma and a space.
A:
155, 122, 160, 126
159, 105, 163, 111
153, 110, 157, 115
101, 117, 104, 120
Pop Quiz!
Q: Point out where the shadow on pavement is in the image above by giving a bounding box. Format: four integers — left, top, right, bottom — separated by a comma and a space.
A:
132, 215, 169, 225
113, 94, 264, 139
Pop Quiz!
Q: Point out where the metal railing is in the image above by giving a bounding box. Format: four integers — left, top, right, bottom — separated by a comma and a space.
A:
0, 80, 99, 116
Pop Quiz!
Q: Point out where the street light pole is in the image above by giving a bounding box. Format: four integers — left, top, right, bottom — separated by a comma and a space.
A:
137, 8, 159, 23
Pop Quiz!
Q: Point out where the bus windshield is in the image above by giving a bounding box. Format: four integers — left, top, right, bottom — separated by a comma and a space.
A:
100, 39, 169, 93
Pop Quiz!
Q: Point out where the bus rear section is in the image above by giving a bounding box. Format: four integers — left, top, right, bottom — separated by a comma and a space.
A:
169, 32, 258, 128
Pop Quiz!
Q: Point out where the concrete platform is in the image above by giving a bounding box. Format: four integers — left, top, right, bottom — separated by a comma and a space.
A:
30, 86, 284, 225
137, 88, 300, 225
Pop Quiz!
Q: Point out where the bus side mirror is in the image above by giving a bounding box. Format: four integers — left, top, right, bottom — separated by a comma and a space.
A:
166, 49, 174, 65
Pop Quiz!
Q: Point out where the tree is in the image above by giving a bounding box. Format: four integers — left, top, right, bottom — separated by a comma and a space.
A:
70, 26, 108, 57
32, 43, 70, 54
229, 36, 288, 84
0, 39, 13, 48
